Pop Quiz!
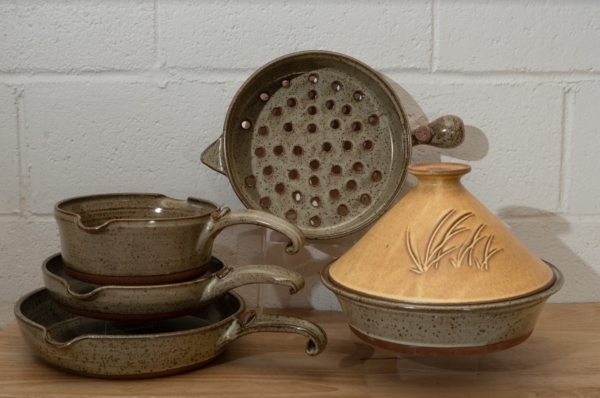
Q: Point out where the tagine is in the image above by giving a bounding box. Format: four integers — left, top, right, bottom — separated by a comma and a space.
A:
322, 162, 563, 356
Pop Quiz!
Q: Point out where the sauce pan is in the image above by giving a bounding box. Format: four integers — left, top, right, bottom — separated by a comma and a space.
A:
55, 193, 305, 285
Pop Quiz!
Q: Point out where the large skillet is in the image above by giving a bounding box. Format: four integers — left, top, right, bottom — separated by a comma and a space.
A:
15, 289, 327, 379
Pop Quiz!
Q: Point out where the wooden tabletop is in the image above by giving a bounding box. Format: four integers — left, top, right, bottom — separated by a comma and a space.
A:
1, 304, 599, 398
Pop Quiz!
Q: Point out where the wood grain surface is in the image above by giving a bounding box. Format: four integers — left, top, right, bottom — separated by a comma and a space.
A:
0, 304, 599, 398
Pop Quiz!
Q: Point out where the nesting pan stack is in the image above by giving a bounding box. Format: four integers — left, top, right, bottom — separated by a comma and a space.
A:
14, 193, 327, 379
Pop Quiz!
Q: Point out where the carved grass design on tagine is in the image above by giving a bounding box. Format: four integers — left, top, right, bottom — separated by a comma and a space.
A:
406, 210, 503, 275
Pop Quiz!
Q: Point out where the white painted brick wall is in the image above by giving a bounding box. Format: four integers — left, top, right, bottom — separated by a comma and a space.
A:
1, 1, 599, 329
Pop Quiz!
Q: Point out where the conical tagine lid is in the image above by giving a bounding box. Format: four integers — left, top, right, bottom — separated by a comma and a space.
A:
328, 163, 555, 304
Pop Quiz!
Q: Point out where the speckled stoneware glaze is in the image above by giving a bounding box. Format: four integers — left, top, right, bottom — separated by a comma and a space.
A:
55, 193, 305, 285
328, 163, 556, 304
201, 50, 465, 239
322, 262, 563, 357
43, 253, 304, 322
15, 289, 327, 379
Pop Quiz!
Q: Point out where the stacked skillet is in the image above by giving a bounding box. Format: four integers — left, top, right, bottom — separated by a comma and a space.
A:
15, 194, 327, 379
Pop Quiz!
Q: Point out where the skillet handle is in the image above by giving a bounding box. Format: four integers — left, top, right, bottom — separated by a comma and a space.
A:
413, 115, 465, 148
232, 311, 328, 356
201, 136, 227, 176
204, 207, 305, 254
205, 265, 305, 300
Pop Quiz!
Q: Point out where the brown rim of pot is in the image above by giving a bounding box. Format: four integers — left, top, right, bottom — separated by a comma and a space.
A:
61, 263, 211, 286
222, 50, 411, 240
36, 354, 223, 380
54, 193, 221, 232
42, 253, 223, 298
321, 261, 563, 311
14, 288, 248, 348
53, 301, 213, 323
349, 325, 533, 357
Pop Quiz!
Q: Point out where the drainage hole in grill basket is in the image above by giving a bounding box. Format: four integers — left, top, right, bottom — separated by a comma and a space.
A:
338, 205, 349, 216
311, 197, 322, 207
263, 166, 274, 176
287, 98, 297, 107
361, 194, 372, 205
272, 107, 282, 116
331, 165, 342, 175
363, 140, 374, 150
331, 81, 342, 92
260, 197, 271, 208
292, 191, 303, 202
288, 169, 299, 180
307, 106, 317, 116
286, 209, 297, 221
352, 122, 363, 132
258, 126, 269, 136
282, 79, 291, 88
323, 142, 333, 152
310, 160, 320, 170
293, 146, 303, 155
309, 74, 319, 84
284, 123, 293, 132
275, 183, 286, 194
342, 141, 353, 151
241, 120, 252, 130
255, 147, 266, 157
342, 105, 351, 115
260, 92, 269, 101
307, 123, 317, 133
274, 146, 285, 156
330, 189, 340, 199
308, 90, 318, 100
372, 170, 383, 182
326, 100, 335, 110
309, 176, 320, 186
353, 91, 365, 101
353, 162, 363, 172
310, 216, 321, 227
245, 175, 256, 187
331, 119, 341, 129
346, 180, 357, 190
368, 114, 379, 125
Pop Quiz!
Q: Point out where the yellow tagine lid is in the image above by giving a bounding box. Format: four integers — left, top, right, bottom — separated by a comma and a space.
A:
328, 162, 555, 304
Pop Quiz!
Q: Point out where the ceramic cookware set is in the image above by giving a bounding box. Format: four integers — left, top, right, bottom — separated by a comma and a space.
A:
15, 51, 563, 378
16, 193, 327, 378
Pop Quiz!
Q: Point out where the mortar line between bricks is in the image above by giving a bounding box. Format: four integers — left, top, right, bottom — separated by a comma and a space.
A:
501, 214, 600, 223
154, 0, 161, 68
431, 0, 438, 72
2, 70, 600, 85
559, 88, 575, 214
0, 214, 54, 221
15, 87, 29, 217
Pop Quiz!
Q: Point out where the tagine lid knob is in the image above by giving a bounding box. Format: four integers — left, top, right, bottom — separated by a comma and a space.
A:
328, 162, 555, 305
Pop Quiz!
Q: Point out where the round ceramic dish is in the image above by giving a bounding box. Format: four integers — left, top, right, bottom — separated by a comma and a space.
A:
15, 289, 327, 379
54, 193, 304, 285
201, 50, 464, 239
43, 253, 304, 322
321, 262, 563, 357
